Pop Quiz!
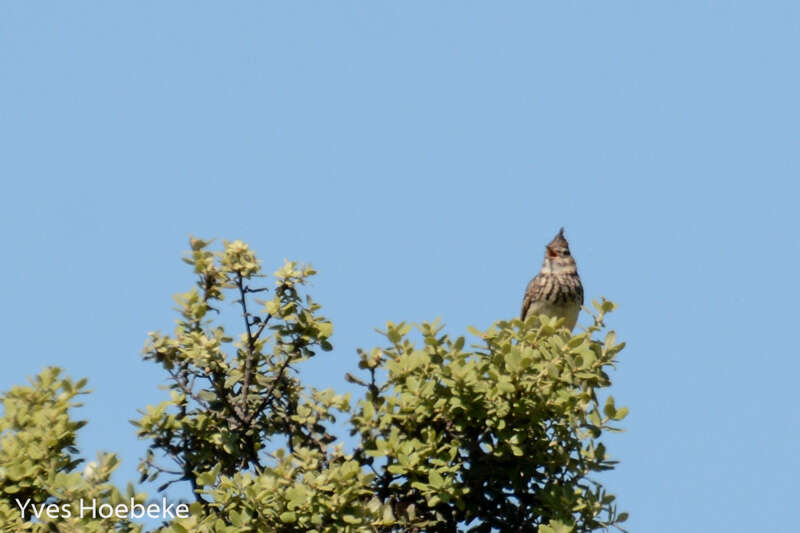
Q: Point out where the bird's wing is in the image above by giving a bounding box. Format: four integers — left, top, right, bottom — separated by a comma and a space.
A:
520, 274, 544, 320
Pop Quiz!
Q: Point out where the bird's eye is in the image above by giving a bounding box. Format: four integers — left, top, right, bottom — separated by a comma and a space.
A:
562, 250, 570, 256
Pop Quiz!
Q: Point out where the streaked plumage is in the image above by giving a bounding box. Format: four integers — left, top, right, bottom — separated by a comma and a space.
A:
521, 228, 583, 331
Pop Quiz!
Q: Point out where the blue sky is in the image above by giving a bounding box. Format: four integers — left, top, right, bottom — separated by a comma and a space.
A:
2, 2, 799, 531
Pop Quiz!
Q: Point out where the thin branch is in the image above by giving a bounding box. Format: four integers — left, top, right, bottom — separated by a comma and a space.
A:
200, 373, 245, 424
236, 272, 256, 420
157, 476, 189, 493
144, 457, 182, 477
244, 286, 270, 294
247, 354, 292, 424
168, 368, 209, 409
251, 313, 272, 343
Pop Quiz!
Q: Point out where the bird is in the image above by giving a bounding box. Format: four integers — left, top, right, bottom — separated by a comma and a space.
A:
520, 228, 584, 331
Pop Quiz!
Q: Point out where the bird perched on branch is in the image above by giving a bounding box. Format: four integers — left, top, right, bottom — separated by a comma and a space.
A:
521, 228, 583, 331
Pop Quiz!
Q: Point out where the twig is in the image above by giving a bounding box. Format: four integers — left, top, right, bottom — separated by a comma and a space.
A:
168, 368, 209, 409
236, 273, 256, 420
144, 457, 182, 477
247, 354, 292, 424
252, 313, 272, 342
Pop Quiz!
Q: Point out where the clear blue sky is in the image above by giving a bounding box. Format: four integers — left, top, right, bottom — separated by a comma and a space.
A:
2, 2, 799, 531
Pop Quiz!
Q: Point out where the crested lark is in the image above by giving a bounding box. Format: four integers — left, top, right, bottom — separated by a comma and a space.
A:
521, 228, 583, 331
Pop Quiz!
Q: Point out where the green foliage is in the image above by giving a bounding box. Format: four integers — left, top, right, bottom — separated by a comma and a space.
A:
2, 237, 628, 532
134, 237, 627, 532
0, 368, 144, 532
348, 303, 627, 532
165, 446, 384, 532
133, 238, 337, 503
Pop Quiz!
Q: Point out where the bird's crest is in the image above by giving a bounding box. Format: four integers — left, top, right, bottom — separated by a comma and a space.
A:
547, 227, 570, 250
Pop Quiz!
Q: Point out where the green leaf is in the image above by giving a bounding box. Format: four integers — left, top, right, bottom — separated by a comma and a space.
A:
467, 325, 483, 337
197, 390, 217, 402
603, 396, 617, 419
601, 299, 616, 312
318, 321, 334, 338
195, 463, 221, 486
604, 331, 616, 352
382, 504, 395, 524
387, 464, 405, 474
541, 520, 574, 533
453, 336, 465, 351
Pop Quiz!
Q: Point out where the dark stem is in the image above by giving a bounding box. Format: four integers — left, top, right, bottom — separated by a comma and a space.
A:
252, 313, 272, 343
236, 272, 255, 421
248, 353, 291, 424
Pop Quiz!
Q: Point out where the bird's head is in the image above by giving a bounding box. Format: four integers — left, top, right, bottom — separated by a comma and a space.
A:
542, 228, 577, 272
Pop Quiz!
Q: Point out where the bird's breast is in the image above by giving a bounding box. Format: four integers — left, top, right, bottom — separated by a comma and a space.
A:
527, 300, 581, 331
